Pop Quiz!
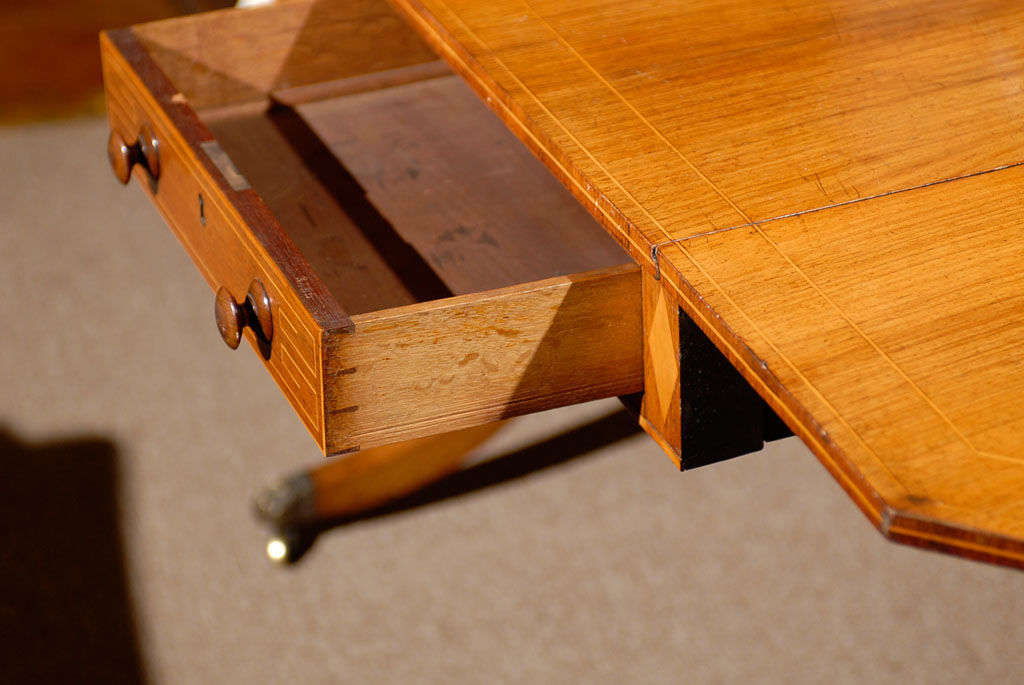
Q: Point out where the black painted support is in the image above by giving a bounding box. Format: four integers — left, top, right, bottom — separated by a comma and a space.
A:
621, 308, 794, 470
677, 307, 794, 469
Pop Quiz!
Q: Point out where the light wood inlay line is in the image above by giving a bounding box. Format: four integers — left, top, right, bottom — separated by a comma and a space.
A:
654, 160, 1024, 247
110, 50, 323, 348
518, 0, 748, 238
443, 0, 985, 461
271, 351, 319, 429
110, 0, 1024, 565
659, 246, 912, 496
276, 340, 318, 393
424, 3, 664, 259
422, 0, 907, 493
978, 451, 1024, 467
275, 323, 317, 379
743, 227, 981, 459
511, 0, 1024, 253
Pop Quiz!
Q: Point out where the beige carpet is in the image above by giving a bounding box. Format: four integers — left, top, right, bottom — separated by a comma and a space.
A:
2, 117, 1023, 683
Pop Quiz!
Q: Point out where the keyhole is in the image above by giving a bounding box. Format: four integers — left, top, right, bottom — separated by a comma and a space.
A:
198, 193, 206, 226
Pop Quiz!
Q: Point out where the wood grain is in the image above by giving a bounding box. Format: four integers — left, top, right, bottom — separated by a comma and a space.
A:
639, 268, 681, 461
640, 268, 780, 470
104, 1, 640, 459
102, 28, 342, 446
659, 165, 1024, 566
387, 0, 1024, 566
200, 100, 433, 315
132, 0, 440, 109
390, 0, 1024, 243
323, 264, 642, 453
199, 73, 628, 312
297, 74, 628, 294
311, 422, 503, 518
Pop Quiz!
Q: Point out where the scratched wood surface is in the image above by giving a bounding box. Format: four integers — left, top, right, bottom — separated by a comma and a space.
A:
388, 0, 1024, 566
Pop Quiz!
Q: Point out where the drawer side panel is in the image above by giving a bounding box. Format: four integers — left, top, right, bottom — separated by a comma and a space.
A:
322, 264, 642, 454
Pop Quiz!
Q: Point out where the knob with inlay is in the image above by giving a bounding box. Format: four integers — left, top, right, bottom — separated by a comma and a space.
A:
107, 124, 160, 184
214, 279, 274, 350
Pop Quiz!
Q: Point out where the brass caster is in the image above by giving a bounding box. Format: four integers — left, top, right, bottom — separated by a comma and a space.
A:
253, 472, 315, 528
264, 527, 315, 565
255, 473, 318, 565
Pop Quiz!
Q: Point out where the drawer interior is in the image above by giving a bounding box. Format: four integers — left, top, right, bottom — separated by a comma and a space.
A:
116, 0, 642, 454
135, 4, 630, 317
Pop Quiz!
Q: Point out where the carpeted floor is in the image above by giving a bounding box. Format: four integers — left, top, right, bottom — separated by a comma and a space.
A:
2, 117, 1023, 683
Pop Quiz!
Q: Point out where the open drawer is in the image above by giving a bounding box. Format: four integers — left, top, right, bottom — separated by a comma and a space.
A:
101, 0, 642, 456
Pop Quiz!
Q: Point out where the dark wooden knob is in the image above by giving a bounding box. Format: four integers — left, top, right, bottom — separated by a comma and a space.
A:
214, 280, 273, 350
215, 287, 246, 349
245, 279, 274, 343
107, 124, 160, 184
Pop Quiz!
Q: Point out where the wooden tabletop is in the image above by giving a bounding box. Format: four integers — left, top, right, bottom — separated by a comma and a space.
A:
388, 0, 1024, 566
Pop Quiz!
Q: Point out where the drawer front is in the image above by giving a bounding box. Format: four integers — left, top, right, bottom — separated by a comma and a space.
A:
101, 30, 334, 448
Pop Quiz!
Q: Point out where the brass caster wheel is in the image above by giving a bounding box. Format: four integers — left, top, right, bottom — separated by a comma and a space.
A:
265, 527, 314, 565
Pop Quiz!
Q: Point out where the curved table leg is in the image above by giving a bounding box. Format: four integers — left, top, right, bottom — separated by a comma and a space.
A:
254, 422, 504, 562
